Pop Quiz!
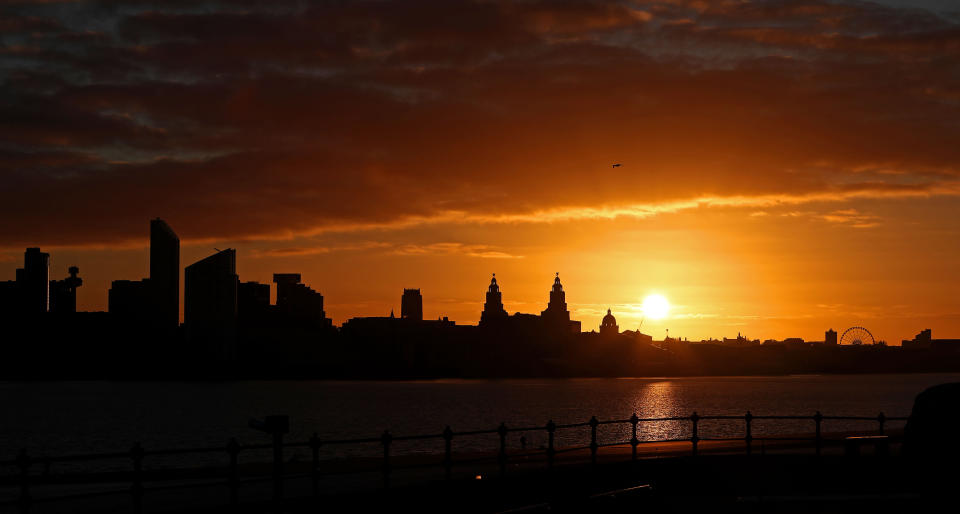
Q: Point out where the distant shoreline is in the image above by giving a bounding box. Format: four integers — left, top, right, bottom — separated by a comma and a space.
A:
4, 369, 960, 382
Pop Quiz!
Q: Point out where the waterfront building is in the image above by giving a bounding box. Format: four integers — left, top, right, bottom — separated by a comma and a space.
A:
401, 288, 423, 321
480, 274, 508, 325
599, 309, 619, 338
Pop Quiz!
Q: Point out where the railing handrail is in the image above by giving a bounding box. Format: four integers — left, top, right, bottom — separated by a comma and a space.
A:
1, 409, 910, 513
0, 411, 908, 467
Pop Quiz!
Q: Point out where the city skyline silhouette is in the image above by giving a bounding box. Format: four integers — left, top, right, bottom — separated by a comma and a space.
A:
3, 0, 960, 346
2, 2, 960, 512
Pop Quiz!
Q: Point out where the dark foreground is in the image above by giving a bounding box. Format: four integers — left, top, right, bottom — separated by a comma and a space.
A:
16, 449, 950, 514
206, 454, 937, 514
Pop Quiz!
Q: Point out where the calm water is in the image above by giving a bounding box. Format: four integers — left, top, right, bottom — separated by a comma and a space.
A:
2, 374, 957, 467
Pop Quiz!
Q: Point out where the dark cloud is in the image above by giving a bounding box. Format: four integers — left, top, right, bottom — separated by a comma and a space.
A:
1, 0, 958, 246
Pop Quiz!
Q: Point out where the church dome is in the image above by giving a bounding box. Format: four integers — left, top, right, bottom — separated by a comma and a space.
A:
601, 308, 617, 327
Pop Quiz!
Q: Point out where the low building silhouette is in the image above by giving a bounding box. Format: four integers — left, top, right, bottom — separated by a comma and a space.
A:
108, 219, 180, 332
49, 266, 82, 314
109, 279, 151, 321
238, 281, 271, 319
599, 309, 619, 338
0, 247, 57, 316
825, 329, 838, 345
902, 329, 960, 350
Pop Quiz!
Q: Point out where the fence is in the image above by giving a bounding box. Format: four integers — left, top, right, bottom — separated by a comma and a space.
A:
0, 411, 908, 513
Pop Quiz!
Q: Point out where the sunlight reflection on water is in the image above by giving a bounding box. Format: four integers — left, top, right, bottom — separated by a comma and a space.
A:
3, 373, 959, 469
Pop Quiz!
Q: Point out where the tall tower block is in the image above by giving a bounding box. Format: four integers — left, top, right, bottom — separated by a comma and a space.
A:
150, 218, 180, 328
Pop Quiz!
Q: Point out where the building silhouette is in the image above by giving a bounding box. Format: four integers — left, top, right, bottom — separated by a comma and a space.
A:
0, 248, 55, 316
108, 219, 180, 329
480, 274, 508, 325
108, 279, 150, 320
600, 309, 619, 338
150, 218, 180, 329
22, 248, 51, 314
238, 281, 271, 319
541, 273, 580, 333
401, 288, 423, 321
902, 329, 960, 350
273, 274, 326, 322
185, 249, 238, 362
825, 329, 838, 345
49, 266, 82, 314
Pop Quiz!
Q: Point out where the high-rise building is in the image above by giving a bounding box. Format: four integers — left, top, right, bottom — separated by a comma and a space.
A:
273, 273, 328, 323
185, 249, 238, 362
22, 248, 50, 314
401, 288, 423, 321
150, 218, 180, 329
480, 274, 508, 325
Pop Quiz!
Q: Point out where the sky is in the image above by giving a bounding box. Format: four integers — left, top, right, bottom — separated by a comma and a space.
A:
2, 0, 960, 344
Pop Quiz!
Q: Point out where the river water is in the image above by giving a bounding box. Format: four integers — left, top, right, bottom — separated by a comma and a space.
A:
1, 373, 956, 468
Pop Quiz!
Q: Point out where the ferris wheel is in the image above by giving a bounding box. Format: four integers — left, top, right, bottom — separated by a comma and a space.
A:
840, 326, 875, 346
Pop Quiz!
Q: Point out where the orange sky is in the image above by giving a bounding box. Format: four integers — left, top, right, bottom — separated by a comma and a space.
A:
2, 0, 959, 343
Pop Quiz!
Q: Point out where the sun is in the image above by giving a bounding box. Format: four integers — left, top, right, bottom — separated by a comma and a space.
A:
642, 294, 670, 320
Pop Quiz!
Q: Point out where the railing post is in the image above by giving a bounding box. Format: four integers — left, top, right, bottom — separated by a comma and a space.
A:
630, 413, 639, 462
877, 412, 886, 435
130, 443, 144, 514
814, 411, 823, 457
546, 420, 556, 469
745, 411, 753, 456
589, 416, 599, 468
272, 429, 284, 504
227, 437, 240, 506
16, 449, 30, 514
309, 432, 321, 498
690, 412, 700, 457
498, 422, 508, 477
381, 430, 392, 489
442, 426, 453, 480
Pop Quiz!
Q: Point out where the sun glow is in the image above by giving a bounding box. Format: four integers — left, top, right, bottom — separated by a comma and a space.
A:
642, 294, 670, 320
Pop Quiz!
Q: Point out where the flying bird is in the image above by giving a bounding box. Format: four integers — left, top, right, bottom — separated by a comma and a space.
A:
612, 163, 622, 168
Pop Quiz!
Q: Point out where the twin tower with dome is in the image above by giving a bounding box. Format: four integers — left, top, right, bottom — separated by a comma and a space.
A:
480, 273, 619, 337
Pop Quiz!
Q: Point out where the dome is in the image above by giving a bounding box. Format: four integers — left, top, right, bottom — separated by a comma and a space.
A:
601, 308, 617, 327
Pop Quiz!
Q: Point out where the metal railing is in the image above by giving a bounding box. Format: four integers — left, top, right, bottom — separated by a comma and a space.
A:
0, 411, 907, 512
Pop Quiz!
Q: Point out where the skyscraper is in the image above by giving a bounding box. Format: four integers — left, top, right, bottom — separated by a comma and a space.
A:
480, 273, 508, 325
401, 288, 423, 321
22, 248, 50, 314
185, 249, 238, 362
273, 273, 329, 324
150, 218, 180, 329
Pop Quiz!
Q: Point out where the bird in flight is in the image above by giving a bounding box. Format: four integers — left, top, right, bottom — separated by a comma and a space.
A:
612, 163, 622, 168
